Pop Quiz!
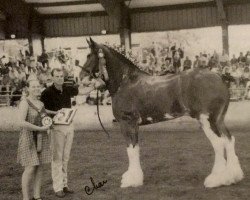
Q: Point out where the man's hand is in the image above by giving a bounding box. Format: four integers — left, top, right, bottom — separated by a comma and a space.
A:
94, 78, 106, 89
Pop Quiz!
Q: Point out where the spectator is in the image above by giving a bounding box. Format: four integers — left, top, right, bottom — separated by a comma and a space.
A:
221, 67, 234, 88
245, 51, 250, 65
231, 54, 238, 65
0, 63, 9, 76
73, 60, 82, 84
16, 67, 26, 83
199, 56, 208, 69
9, 67, 18, 82
165, 47, 172, 63
193, 56, 199, 69
10, 80, 22, 106
230, 65, 241, 87
208, 56, 217, 70
183, 56, 192, 71
219, 50, 229, 67
238, 52, 246, 63
170, 43, 176, 58
173, 51, 181, 73
241, 66, 250, 86
177, 47, 184, 59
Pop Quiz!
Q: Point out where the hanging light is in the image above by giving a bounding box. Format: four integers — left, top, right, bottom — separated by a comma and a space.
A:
101, 30, 107, 35
10, 34, 16, 39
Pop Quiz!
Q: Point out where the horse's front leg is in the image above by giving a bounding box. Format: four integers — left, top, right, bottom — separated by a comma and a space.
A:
120, 119, 143, 188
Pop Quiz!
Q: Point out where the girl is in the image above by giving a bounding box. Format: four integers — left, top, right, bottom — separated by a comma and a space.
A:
17, 79, 51, 200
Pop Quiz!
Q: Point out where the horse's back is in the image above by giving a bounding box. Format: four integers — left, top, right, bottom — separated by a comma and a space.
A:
182, 69, 229, 117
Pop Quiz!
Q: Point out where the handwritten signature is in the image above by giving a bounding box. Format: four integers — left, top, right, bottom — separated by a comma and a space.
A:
84, 177, 108, 195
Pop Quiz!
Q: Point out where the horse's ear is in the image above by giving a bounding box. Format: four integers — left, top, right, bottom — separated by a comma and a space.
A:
86, 38, 90, 46
88, 37, 98, 51
89, 37, 94, 44
89, 37, 97, 47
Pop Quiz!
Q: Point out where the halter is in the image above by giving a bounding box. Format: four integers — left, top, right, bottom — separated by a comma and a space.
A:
98, 49, 109, 82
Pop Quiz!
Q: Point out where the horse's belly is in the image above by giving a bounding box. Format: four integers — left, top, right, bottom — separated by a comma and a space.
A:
138, 103, 175, 125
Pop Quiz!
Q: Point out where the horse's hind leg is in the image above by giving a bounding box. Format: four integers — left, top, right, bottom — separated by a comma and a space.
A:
199, 114, 227, 188
199, 113, 243, 188
120, 119, 143, 188
220, 121, 244, 185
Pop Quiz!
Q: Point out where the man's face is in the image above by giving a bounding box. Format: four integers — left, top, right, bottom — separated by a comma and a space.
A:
52, 70, 64, 86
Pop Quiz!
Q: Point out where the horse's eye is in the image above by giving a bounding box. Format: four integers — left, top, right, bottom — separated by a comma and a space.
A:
87, 54, 91, 58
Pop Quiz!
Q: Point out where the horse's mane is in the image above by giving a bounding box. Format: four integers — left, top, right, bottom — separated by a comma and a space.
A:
103, 44, 150, 75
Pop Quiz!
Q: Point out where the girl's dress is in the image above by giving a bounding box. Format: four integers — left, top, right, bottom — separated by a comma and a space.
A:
17, 99, 51, 166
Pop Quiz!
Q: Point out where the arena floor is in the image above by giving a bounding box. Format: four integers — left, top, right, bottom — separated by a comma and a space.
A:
0, 102, 250, 200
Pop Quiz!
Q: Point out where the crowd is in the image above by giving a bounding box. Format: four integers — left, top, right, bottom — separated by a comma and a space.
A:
132, 43, 250, 100
1, 44, 250, 107
0, 50, 87, 106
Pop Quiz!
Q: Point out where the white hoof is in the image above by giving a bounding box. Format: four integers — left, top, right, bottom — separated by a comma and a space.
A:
204, 165, 244, 188
204, 173, 226, 188
225, 162, 244, 184
121, 170, 143, 188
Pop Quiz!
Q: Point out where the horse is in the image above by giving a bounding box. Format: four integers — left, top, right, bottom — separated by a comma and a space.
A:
83, 38, 244, 188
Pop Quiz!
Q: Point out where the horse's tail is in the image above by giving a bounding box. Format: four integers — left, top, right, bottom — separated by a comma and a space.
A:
208, 89, 231, 138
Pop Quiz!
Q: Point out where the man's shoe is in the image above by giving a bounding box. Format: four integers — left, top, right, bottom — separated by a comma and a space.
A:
55, 190, 66, 198
63, 187, 74, 194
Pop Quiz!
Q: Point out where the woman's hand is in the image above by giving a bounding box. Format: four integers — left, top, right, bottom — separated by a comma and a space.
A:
39, 125, 51, 132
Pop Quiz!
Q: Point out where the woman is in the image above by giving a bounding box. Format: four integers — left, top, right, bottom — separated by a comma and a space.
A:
17, 79, 51, 200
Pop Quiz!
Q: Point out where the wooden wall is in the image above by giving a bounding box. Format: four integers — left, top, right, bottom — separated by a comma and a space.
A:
43, 14, 119, 37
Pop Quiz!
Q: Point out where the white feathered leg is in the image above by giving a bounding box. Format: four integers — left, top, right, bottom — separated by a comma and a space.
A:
224, 136, 244, 185
200, 114, 227, 188
121, 144, 143, 188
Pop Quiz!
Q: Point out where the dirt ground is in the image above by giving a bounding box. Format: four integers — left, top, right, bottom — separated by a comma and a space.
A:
0, 119, 250, 200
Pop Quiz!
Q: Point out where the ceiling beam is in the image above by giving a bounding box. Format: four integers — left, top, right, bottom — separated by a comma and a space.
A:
99, 0, 122, 17
28, 0, 100, 7
131, 1, 216, 13
215, 0, 227, 21
0, 0, 42, 38
99, 0, 129, 26
0, 10, 6, 20
224, 0, 250, 5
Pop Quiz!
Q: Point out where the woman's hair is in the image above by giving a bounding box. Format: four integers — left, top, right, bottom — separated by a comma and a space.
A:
51, 68, 63, 76
25, 79, 41, 88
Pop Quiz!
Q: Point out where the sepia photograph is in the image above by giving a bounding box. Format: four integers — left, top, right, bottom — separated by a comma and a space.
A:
0, 0, 250, 199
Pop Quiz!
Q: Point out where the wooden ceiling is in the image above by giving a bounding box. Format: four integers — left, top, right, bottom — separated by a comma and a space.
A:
24, 0, 214, 15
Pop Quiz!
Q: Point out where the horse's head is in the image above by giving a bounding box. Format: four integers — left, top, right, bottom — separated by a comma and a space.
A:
83, 38, 102, 78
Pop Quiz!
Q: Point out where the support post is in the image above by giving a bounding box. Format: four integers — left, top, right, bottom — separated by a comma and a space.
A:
120, 28, 131, 51
119, 2, 131, 52
215, 0, 229, 54
28, 35, 34, 56
28, 6, 34, 56
99, 0, 131, 52
221, 23, 229, 55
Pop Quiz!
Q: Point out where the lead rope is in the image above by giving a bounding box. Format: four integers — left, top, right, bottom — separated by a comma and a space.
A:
96, 89, 110, 138
95, 49, 110, 138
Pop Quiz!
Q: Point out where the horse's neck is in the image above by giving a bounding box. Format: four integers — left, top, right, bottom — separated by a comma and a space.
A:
105, 53, 135, 96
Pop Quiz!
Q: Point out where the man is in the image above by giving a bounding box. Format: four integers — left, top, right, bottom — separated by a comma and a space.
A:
183, 56, 192, 71
199, 56, 208, 69
238, 52, 246, 63
219, 50, 229, 67
172, 51, 181, 73
230, 54, 238, 65
193, 55, 199, 69
40, 68, 79, 198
